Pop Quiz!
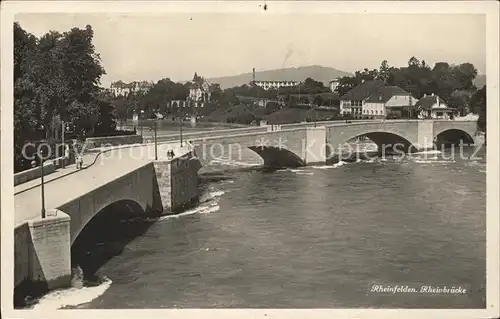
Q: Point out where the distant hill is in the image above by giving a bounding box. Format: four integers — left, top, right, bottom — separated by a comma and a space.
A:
474, 74, 486, 88
206, 65, 352, 89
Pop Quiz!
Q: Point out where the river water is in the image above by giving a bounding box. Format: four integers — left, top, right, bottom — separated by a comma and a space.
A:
30, 143, 486, 310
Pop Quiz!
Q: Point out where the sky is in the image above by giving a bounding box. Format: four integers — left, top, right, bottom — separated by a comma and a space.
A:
15, 13, 486, 87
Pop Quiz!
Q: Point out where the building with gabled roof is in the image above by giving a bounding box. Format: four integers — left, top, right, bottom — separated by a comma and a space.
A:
415, 93, 457, 119
110, 80, 153, 96
340, 80, 418, 119
188, 73, 212, 109
339, 80, 385, 117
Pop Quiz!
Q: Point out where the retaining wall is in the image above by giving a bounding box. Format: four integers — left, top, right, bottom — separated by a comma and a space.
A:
153, 150, 201, 212
85, 134, 143, 149
14, 162, 55, 186
14, 210, 71, 295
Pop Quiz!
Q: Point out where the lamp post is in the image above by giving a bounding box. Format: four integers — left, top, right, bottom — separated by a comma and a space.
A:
179, 101, 184, 147
61, 120, 70, 168
151, 120, 158, 160
140, 109, 145, 137
33, 148, 46, 218
314, 108, 317, 128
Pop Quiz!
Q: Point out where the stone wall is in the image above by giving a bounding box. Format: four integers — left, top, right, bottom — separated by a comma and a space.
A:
153, 151, 201, 212
57, 162, 160, 244
85, 134, 143, 149
14, 210, 71, 295
153, 161, 171, 212
417, 121, 435, 150
14, 162, 56, 186
302, 127, 327, 165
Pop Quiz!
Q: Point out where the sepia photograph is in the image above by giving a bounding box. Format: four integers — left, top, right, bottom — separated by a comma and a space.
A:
1, 1, 499, 318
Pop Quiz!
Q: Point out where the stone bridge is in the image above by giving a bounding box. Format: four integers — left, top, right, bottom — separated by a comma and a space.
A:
14, 143, 200, 297
187, 120, 478, 167
13, 119, 478, 300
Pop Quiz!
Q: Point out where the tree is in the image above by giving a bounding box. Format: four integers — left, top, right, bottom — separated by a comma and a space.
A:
313, 95, 324, 106
304, 77, 325, 90
335, 75, 360, 96
14, 22, 108, 171
209, 83, 222, 102
448, 90, 472, 116
470, 85, 486, 132
408, 56, 421, 68
377, 60, 391, 83
57, 25, 106, 135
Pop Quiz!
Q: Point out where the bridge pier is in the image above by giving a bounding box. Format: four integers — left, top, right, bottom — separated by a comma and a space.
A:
416, 121, 435, 151
153, 150, 201, 213
302, 127, 327, 165
14, 209, 71, 305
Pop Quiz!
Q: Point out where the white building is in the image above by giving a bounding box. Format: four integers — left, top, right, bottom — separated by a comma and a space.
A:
252, 80, 299, 90
340, 81, 417, 119
415, 94, 457, 119
189, 73, 211, 108
329, 78, 340, 92
110, 80, 153, 97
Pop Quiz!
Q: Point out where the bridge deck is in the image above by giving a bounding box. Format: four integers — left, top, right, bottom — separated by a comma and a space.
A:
14, 142, 189, 227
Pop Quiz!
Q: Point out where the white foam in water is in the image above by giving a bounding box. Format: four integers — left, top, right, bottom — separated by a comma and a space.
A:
412, 150, 442, 155
157, 202, 221, 221
295, 172, 314, 175
414, 160, 455, 164
199, 189, 225, 203
332, 160, 347, 168
311, 165, 334, 170
209, 159, 260, 167
31, 277, 112, 310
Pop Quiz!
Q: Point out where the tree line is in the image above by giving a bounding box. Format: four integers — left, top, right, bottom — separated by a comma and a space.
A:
336, 58, 485, 115
14, 22, 114, 172
109, 74, 341, 122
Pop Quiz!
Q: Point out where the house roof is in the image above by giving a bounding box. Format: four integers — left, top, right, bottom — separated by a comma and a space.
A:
415, 95, 448, 110
110, 80, 153, 89
340, 80, 385, 101
364, 86, 411, 103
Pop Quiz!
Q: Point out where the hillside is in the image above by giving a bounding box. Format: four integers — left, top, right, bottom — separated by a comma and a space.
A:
474, 74, 486, 88
206, 65, 352, 89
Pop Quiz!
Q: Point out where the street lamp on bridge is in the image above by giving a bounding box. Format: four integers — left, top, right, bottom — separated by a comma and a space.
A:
179, 101, 185, 147
150, 120, 158, 160
61, 120, 70, 169
32, 144, 47, 219
140, 109, 145, 138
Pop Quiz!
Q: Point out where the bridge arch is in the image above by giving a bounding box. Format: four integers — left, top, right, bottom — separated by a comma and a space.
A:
329, 128, 419, 156
70, 198, 149, 246
70, 199, 156, 278
247, 146, 305, 168
434, 128, 476, 148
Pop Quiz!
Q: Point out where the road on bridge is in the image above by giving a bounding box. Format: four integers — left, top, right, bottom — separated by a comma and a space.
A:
14, 142, 189, 227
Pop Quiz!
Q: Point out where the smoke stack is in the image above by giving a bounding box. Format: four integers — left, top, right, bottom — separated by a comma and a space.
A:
253, 68, 256, 83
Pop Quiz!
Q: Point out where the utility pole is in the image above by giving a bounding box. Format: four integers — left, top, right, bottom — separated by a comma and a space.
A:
33, 150, 46, 219
180, 101, 184, 147
153, 120, 158, 160
140, 109, 145, 137
61, 120, 65, 168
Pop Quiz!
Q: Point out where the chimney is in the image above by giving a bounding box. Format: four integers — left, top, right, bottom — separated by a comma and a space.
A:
424, 93, 427, 97
436, 96, 439, 107
253, 68, 256, 83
